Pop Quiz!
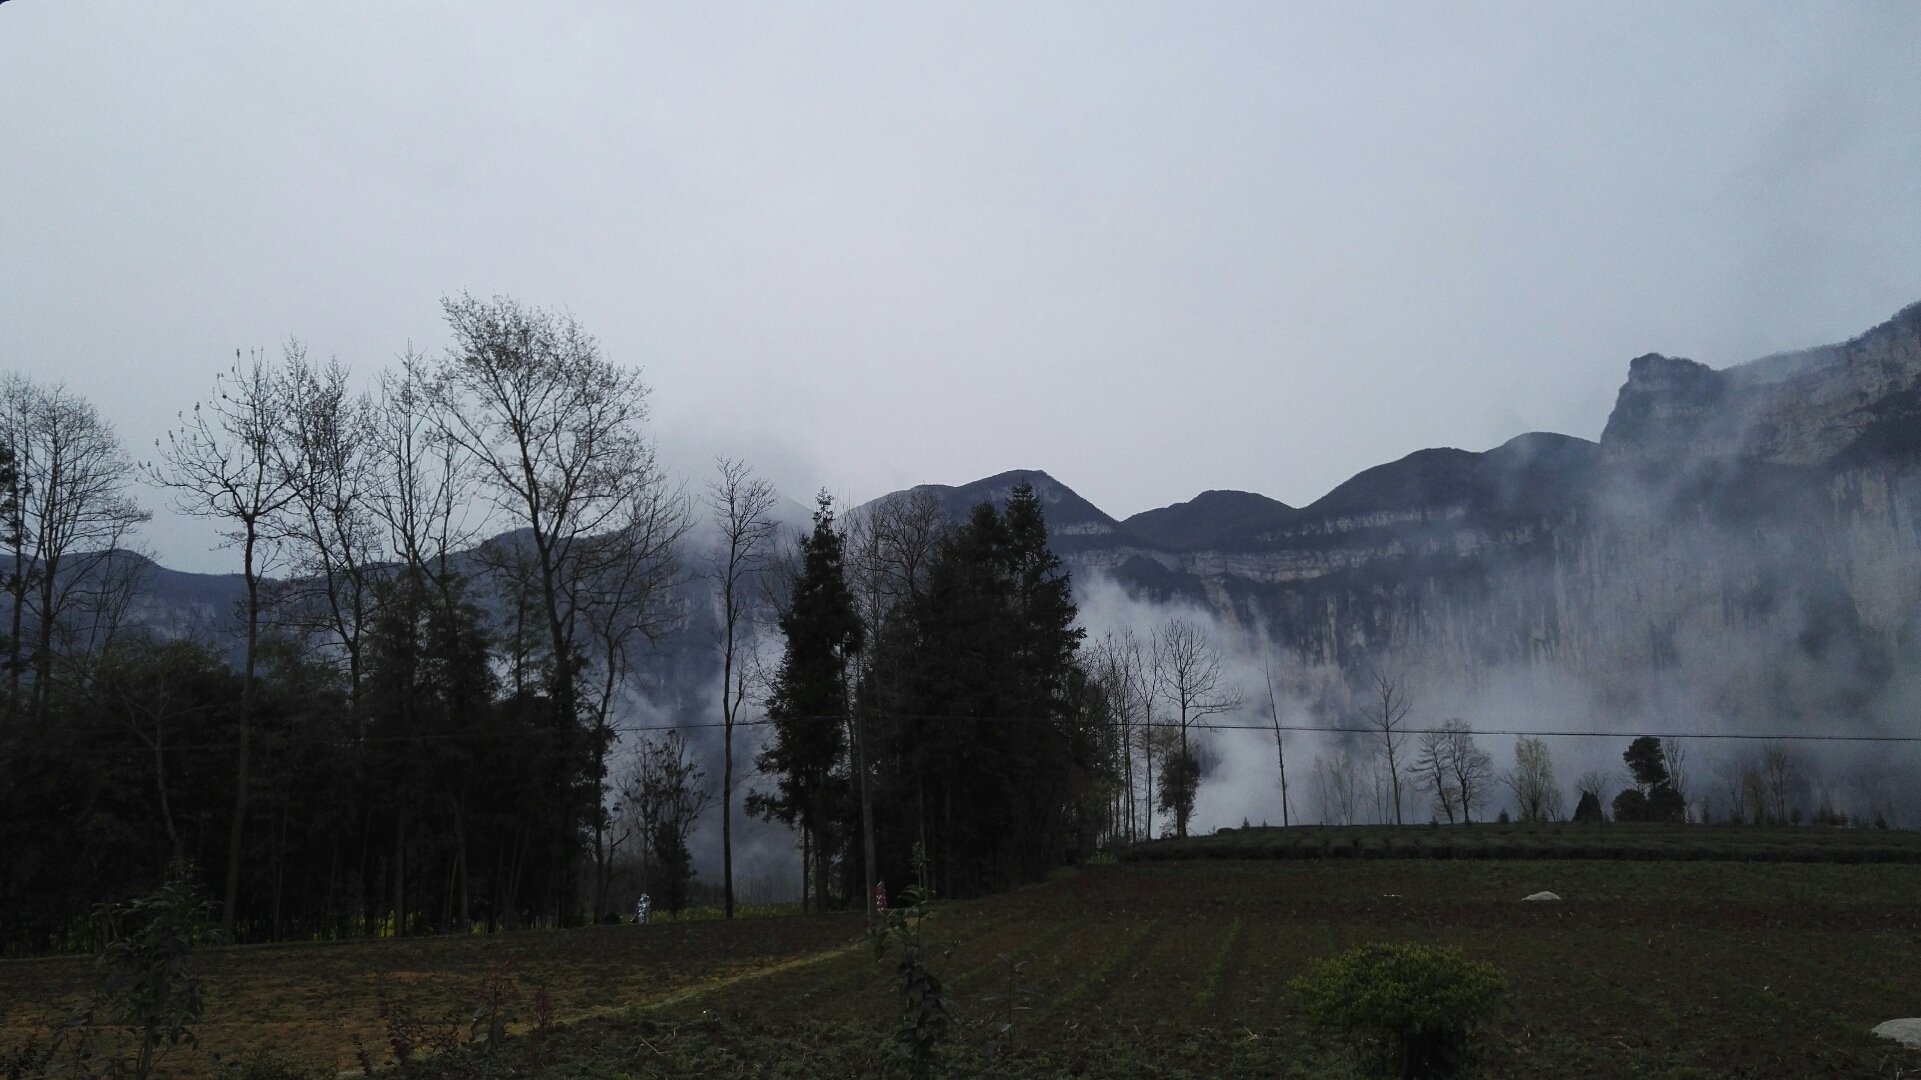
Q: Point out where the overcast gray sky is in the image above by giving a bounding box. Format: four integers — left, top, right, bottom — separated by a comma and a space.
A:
4, 2, 1919, 573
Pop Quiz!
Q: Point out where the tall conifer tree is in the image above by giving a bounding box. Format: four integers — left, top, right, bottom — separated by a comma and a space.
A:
753, 494, 862, 910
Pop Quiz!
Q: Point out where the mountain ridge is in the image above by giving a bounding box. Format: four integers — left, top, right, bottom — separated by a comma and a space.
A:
72, 300, 1921, 744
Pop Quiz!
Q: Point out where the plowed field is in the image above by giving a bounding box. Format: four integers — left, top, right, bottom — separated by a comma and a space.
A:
6, 859, 1921, 1077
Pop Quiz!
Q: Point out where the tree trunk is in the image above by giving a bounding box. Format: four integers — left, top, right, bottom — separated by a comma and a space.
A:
721, 643, 741, 919
150, 716, 183, 864
814, 829, 831, 912
220, 525, 259, 942
1176, 705, 1191, 839
453, 796, 470, 928
722, 717, 734, 918
7, 514, 27, 723
1142, 710, 1155, 842
853, 700, 876, 914
272, 788, 288, 939
392, 810, 406, 937
31, 552, 55, 724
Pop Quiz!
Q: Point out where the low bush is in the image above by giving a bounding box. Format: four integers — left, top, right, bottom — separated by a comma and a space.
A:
1291, 941, 1505, 1079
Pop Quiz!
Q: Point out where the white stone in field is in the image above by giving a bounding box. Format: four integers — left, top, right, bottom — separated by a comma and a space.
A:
1521, 891, 1561, 902
1873, 1019, 1921, 1048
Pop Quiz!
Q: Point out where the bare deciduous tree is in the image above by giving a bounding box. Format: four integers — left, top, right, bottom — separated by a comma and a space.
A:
708, 457, 778, 919
1130, 636, 1158, 839
621, 729, 714, 918
149, 349, 303, 940
432, 293, 665, 715
1367, 669, 1412, 825
1442, 720, 1493, 824
1575, 769, 1613, 809
1263, 652, 1293, 827
368, 354, 477, 602
1085, 629, 1154, 843
1757, 741, 1800, 825
1504, 735, 1561, 823
1662, 736, 1691, 818
1719, 758, 1765, 825
1416, 729, 1456, 823
1, 377, 149, 721
852, 489, 945, 612
1313, 749, 1362, 826
275, 350, 382, 716
577, 475, 690, 921
1152, 618, 1242, 838
431, 294, 684, 921
840, 490, 947, 903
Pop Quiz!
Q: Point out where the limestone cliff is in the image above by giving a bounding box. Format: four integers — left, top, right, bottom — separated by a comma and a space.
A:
949, 302, 1921, 734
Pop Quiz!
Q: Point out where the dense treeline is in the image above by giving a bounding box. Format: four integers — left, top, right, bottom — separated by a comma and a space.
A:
0, 296, 1122, 955
0, 591, 606, 954
754, 484, 1112, 908
1, 296, 692, 955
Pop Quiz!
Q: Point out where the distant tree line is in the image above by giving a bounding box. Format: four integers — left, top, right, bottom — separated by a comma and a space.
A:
1304, 717, 1896, 830
0, 297, 1130, 955
1, 296, 1906, 955
1, 296, 696, 955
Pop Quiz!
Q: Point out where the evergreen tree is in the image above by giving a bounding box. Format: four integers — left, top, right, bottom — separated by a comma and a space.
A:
880, 482, 1098, 896
753, 494, 863, 911
1623, 736, 1669, 791
1615, 736, 1685, 823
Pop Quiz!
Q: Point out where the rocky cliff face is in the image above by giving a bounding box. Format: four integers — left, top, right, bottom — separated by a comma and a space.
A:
909, 302, 1921, 737
1602, 300, 1921, 467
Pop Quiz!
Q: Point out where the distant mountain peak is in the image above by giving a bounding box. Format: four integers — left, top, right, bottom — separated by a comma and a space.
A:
1123, 489, 1294, 552
1602, 300, 1921, 466
866, 468, 1124, 546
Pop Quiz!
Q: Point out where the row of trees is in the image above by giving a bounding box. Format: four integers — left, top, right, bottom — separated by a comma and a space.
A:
2, 295, 708, 953
1309, 722, 1894, 829
0, 377, 150, 725
0, 297, 1126, 952
749, 483, 1108, 905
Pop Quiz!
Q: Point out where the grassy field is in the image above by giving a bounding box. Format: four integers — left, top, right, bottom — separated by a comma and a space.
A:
6, 850, 1921, 1077
1124, 821, 1921, 864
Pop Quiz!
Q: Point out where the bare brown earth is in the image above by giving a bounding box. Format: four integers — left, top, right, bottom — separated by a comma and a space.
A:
6, 853, 1921, 1077
0, 911, 864, 1074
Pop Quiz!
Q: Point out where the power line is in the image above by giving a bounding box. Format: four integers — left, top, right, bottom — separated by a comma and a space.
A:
1194, 722, 1921, 743
16, 711, 1921, 758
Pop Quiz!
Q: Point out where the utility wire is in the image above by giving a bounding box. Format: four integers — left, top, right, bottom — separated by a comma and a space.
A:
17, 712, 1921, 758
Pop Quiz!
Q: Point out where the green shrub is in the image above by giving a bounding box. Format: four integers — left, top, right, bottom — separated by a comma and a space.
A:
871, 844, 955, 1078
96, 869, 213, 1080
1291, 942, 1505, 1079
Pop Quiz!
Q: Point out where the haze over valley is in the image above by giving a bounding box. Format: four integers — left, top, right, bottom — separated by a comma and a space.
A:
71, 298, 1921, 873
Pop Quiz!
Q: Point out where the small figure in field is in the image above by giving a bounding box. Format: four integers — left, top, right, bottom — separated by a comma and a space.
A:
635, 893, 651, 925
873, 880, 888, 912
